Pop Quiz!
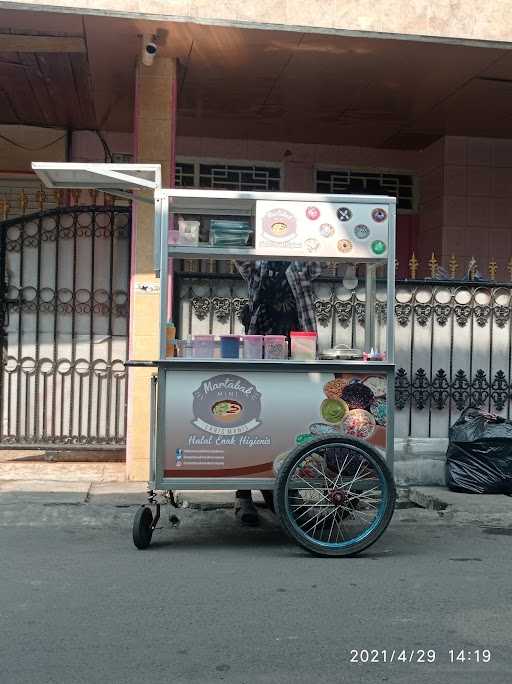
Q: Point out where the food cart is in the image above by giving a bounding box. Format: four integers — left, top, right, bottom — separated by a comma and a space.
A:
32, 162, 397, 557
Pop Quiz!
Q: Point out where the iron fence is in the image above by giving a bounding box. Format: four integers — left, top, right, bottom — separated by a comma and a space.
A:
0, 204, 131, 446
173, 268, 512, 438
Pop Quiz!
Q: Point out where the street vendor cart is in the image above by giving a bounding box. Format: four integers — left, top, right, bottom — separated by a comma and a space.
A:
32, 162, 397, 557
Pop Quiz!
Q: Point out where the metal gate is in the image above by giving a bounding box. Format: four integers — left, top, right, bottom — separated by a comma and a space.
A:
0, 202, 131, 447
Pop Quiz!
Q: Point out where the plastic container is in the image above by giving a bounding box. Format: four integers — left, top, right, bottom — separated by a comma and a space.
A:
290, 331, 317, 360
165, 320, 176, 358
210, 220, 252, 247
242, 335, 263, 360
178, 218, 200, 245
210, 229, 252, 247
220, 335, 241, 359
264, 335, 287, 359
193, 334, 215, 358
175, 338, 193, 358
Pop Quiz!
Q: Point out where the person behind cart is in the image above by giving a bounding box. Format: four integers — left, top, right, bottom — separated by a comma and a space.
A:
235, 260, 322, 525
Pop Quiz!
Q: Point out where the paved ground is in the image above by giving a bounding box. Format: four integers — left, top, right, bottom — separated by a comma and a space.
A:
0, 500, 511, 684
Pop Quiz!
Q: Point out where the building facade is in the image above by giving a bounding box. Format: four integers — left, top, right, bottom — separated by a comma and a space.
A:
1, 1, 512, 482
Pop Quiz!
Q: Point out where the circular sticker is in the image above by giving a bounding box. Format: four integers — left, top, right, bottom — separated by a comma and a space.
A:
354, 224, 370, 240
371, 240, 387, 255
309, 422, 339, 436
323, 377, 350, 400
337, 239, 353, 253
341, 409, 376, 440
321, 398, 349, 424
370, 399, 387, 426
336, 207, 352, 222
363, 376, 386, 398
319, 223, 334, 238
372, 208, 387, 223
305, 238, 320, 253
306, 206, 320, 220
262, 208, 296, 241
341, 382, 374, 411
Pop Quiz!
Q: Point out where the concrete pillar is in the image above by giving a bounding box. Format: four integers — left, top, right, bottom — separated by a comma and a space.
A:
126, 57, 177, 481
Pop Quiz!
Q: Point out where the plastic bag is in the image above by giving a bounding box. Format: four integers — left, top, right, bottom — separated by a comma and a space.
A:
446, 408, 512, 494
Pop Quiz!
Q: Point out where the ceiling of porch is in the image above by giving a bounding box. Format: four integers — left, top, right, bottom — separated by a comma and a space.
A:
2, 9, 512, 149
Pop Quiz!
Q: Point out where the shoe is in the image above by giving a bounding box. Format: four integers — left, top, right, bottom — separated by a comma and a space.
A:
235, 497, 260, 526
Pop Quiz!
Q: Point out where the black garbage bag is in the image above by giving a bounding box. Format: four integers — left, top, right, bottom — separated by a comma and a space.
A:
446, 408, 512, 494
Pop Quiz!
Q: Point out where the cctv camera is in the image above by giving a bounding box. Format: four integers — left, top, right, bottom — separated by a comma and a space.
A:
142, 40, 158, 66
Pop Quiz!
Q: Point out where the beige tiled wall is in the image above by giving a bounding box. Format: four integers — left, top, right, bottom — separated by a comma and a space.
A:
442, 136, 512, 279
126, 57, 176, 482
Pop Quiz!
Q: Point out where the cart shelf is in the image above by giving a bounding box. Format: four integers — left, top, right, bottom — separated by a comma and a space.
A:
126, 358, 395, 371
167, 245, 387, 263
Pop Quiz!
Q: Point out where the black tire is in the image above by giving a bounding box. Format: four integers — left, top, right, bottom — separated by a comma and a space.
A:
274, 435, 396, 557
132, 506, 154, 550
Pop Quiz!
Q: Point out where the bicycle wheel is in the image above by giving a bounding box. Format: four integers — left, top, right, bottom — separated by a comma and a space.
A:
274, 435, 396, 557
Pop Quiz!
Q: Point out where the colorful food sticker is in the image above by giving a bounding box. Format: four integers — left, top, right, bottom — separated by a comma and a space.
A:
305, 237, 320, 253
296, 433, 315, 445
354, 224, 370, 240
371, 240, 386, 255
323, 377, 350, 400
341, 382, 374, 410
370, 399, 387, 426
306, 206, 320, 220
363, 376, 387, 398
372, 208, 387, 223
342, 409, 376, 440
319, 223, 334, 238
297, 453, 325, 478
262, 208, 297, 240
320, 398, 348, 423
211, 400, 243, 422
337, 207, 352, 222
309, 422, 339, 436
337, 239, 353, 254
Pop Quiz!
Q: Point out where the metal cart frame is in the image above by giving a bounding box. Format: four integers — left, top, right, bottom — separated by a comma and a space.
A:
32, 162, 397, 555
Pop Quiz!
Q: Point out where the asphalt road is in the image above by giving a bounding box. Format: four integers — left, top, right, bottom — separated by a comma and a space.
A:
1, 505, 510, 684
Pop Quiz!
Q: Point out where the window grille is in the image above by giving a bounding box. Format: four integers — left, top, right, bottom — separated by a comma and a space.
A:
175, 160, 280, 191
316, 169, 416, 211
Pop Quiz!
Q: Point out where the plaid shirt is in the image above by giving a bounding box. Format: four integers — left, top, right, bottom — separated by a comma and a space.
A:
237, 261, 321, 333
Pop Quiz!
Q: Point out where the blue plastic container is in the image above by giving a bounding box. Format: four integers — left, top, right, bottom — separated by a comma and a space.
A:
220, 335, 241, 359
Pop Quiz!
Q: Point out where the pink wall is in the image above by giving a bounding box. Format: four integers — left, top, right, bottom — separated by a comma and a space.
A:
442, 136, 512, 279
414, 138, 445, 273
72, 131, 421, 263
70, 130, 512, 280
175, 136, 420, 193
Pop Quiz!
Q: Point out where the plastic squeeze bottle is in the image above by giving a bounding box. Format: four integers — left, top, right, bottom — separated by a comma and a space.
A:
165, 320, 176, 358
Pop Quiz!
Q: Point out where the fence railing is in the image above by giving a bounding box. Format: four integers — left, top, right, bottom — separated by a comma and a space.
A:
0, 201, 131, 447
173, 266, 512, 439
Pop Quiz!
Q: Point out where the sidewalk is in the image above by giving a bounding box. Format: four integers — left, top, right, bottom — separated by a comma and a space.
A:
2, 458, 512, 527
408, 486, 512, 525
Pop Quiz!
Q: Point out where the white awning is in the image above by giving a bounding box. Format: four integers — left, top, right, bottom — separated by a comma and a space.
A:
32, 162, 161, 191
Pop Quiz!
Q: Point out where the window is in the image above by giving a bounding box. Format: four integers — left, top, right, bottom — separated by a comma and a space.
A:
316, 168, 416, 212
175, 160, 281, 191
175, 162, 195, 188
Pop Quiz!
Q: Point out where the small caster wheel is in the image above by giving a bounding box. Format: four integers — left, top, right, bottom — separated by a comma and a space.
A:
133, 506, 153, 549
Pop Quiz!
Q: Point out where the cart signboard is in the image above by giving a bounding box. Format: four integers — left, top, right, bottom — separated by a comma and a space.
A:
255, 199, 390, 260
164, 369, 388, 479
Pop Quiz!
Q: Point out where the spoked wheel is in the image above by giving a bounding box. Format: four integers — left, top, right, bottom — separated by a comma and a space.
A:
132, 506, 154, 550
274, 436, 396, 557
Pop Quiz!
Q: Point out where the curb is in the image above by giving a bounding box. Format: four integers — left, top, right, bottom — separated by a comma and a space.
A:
408, 488, 448, 511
